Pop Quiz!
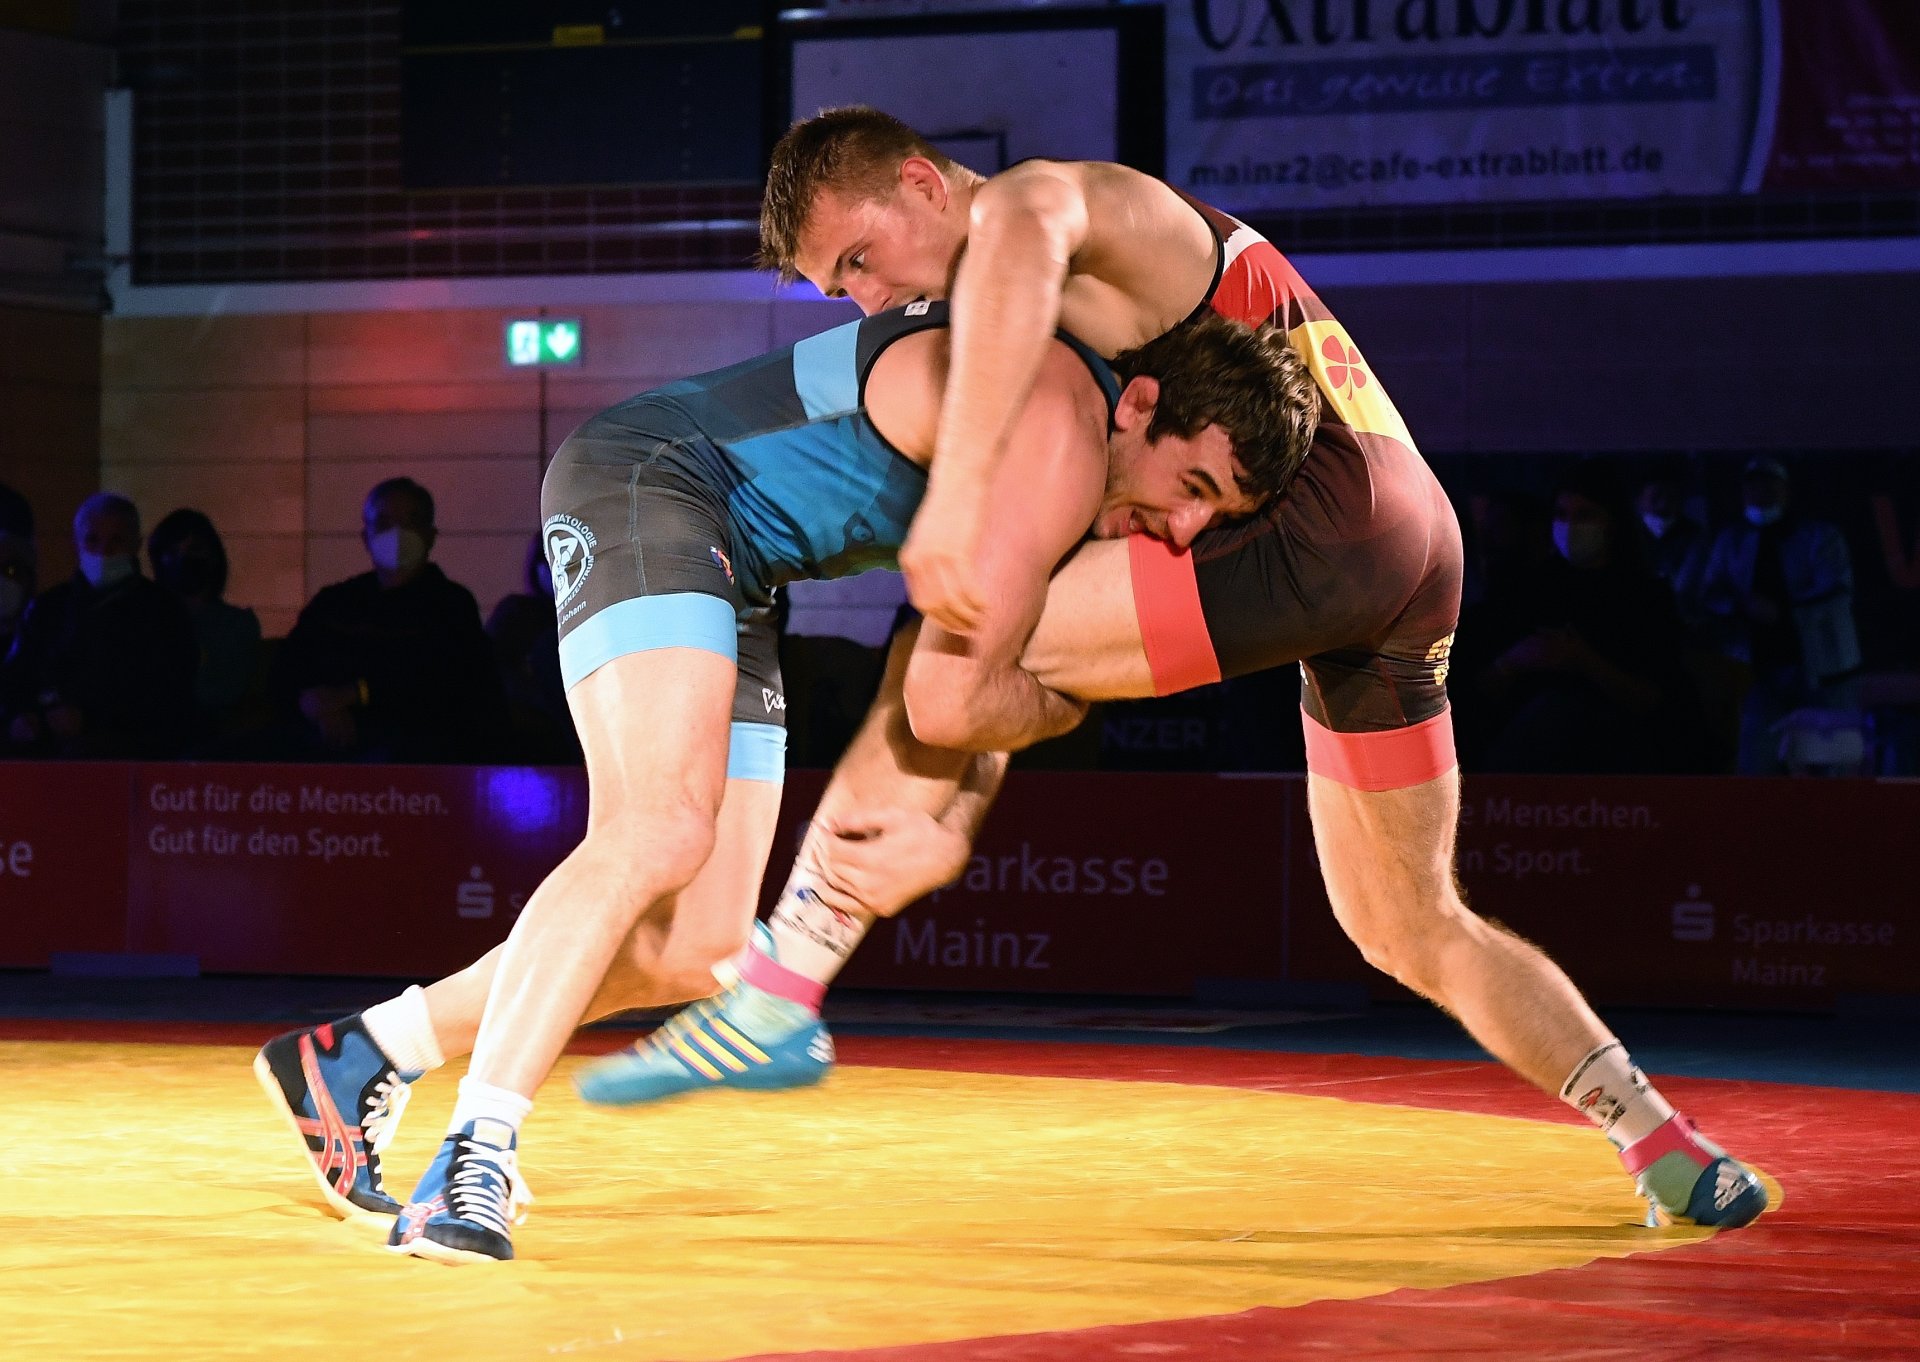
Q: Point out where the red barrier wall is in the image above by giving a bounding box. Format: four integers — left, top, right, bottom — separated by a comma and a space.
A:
1, 762, 1914, 1009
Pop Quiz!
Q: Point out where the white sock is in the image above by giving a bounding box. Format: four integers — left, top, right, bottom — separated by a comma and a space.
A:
765, 868, 872, 986
450, 1077, 532, 1142
1560, 1041, 1677, 1151
360, 984, 445, 1076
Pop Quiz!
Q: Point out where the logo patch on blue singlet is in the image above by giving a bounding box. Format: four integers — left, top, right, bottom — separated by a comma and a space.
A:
544, 514, 596, 610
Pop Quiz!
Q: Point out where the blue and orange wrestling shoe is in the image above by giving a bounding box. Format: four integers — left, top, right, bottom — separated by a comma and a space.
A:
1627, 1114, 1769, 1229
574, 982, 834, 1107
387, 1119, 531, 1264
254, 1017, 420, 1218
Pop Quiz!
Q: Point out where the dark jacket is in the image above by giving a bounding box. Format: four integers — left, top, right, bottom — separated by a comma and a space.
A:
0, 573, 198, 757
277, 563, 504, 762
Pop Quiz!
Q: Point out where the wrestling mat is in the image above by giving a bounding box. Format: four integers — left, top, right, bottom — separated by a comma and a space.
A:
2, 1024, 1913, 1362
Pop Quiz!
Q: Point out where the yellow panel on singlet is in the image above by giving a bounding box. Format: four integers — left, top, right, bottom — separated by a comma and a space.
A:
2, 1041, 1732, 1362
1290, 318, 1419, 451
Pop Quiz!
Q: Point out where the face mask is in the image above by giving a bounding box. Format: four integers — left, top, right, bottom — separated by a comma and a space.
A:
0, 576, 24, 624
158, 554, 219, 597
368, 527, 429, 575
1641, 513, 1673, 539
1744, 504, 1784, 528
1552, 519, 1607, 567
80, 551, 138, 590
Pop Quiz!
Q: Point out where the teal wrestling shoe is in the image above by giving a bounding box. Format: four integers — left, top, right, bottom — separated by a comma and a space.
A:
574, 982, 834, 1106
1628, 1115, 1769, 1229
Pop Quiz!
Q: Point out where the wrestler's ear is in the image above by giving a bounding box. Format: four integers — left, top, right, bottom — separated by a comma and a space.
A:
1114, 375, 1161, 432
898, 155, 948, 207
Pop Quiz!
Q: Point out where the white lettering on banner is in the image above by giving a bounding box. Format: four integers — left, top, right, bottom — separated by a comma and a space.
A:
1732, 913, 1896, 949
1454, 842, 1592, 879
1732, 958, 1827, 988
929, 843, 1170, 899
895, 918, 1052, 971
0, 839, 33, 876
1467, 797, 1655, 830
305, 829, 388, 862
141, 822, 390, 861
1169, 0, 1766, 212
298, 785, 447, 817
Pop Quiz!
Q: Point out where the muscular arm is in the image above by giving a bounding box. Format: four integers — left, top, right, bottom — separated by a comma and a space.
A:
791, 623, 1008, 920
924, 165, 1089, 524
904, 162, 1215, 633
900, 343, 1110, 751
1016, 537, 1158, 701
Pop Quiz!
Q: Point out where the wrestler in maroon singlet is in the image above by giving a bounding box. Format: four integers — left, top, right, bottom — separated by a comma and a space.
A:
1129, 197, 1464, 791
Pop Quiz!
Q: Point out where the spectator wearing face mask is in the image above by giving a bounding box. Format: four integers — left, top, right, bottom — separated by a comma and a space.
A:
1634, 471, 1711, 627
147, 508, 264, 740
0, 482, 35, 662
485, 531, 577, 763
275, 477, 504, 762
1699, 457, 1862, 773
1454, 468, 1703, 773
0, 492, 197, 757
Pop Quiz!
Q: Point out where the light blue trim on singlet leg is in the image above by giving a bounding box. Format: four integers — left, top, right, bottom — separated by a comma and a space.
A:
790, 320, 861, 418
726, 721, 787, 784
558, 593, 739, 690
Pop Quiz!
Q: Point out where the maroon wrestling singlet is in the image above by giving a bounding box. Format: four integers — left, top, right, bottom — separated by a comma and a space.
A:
1130, 196, 1463, 791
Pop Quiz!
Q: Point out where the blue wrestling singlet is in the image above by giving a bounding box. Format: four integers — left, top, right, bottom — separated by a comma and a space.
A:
538, 302, 1118, 783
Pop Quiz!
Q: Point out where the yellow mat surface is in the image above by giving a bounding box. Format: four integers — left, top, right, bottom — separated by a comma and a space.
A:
2, 1041, 1708, 1361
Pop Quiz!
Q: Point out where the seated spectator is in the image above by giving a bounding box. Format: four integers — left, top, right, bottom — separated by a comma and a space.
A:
1635, 466, 1743, 769
1634, 469, 1710, 623
1699, 457, 1862, 774
148, 507, 263, 742
486, 533, 577, 764
0, 482, 34, 661
1460, 486, 1552, 613
1454, 467, 1704, 774
0, 492, 197, 757
275, 477, 503, 763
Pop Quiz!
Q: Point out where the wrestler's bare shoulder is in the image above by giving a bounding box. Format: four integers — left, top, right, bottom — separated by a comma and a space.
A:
990, 160, 1218, 358
863, 328, 1106, 470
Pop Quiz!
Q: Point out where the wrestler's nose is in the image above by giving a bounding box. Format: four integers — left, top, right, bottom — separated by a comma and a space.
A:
1166, 504, 1209, 550
846, 278, 890, 316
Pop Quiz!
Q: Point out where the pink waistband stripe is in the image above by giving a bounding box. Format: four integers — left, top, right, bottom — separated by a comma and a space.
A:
1129, 534, 1221, 697
1302, 708, 1458, 791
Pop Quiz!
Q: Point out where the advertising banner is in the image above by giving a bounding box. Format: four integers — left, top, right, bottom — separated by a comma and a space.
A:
830, 772, 1290, 996
0, 763, 131, 966
124, 764, 586, 976
1167, 0, 1919, 213
0, 761, 1914, 1008
1760, 1, 1920, 191
1286, 774, 1920, 1009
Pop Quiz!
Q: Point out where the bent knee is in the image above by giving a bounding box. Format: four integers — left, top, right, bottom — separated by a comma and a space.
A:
1337, 889, 1477, 997
581, 801, 720, 897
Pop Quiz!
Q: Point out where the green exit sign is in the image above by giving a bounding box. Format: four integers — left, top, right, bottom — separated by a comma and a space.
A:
504, 319, 583, 367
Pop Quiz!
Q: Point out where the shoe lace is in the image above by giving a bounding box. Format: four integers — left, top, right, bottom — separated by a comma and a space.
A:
448, 1138, 533, 1235
360, 1074, 412, 1194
